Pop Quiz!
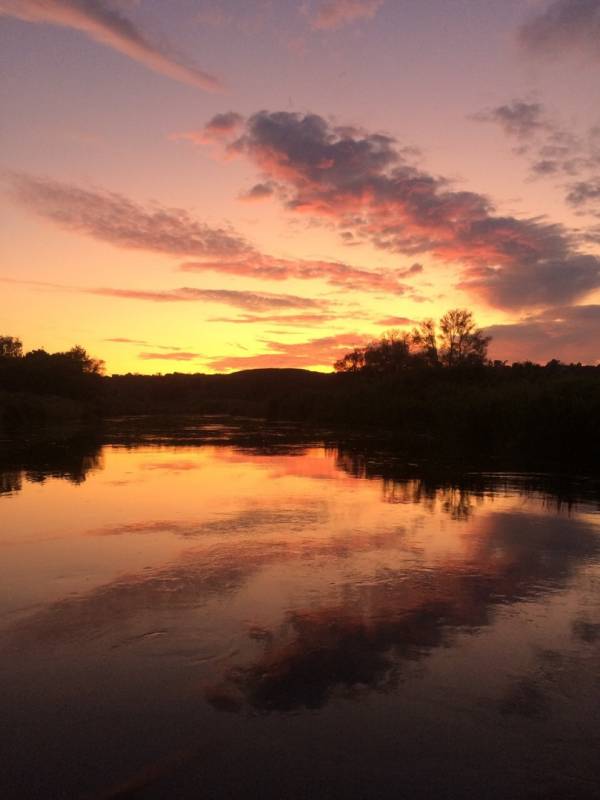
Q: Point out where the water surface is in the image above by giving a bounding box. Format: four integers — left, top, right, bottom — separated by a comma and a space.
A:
2, 419, 600, 799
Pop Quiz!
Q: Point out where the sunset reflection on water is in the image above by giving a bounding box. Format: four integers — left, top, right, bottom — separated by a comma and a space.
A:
1, 422, 599, 799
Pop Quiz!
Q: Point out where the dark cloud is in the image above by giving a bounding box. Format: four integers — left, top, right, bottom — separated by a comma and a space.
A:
6, 173, 249, 258
485, 304, 600, 364
0, 0, 221, 90
519, 0, 600, 62
459, 254, 600, 310
473, 100, 600, 210
566, 179, 600, 210
217, 110, 600, 309
309, 0, 385, 29
472, 101, 547, 139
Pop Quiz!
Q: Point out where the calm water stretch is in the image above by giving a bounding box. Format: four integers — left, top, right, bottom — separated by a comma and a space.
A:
2, 419, 600, 799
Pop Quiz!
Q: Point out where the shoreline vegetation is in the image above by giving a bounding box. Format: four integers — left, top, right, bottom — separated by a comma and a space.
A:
1, 310, 599, 469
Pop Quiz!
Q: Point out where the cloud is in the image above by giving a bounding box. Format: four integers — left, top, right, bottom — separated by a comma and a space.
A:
519, 0, 600, 62
0, 0, 221, 90
105, 337, 148, 345
376, 316, 415, 327
6, 172, 419, 298
310, 0, 385, 29
485, 304, 600, 364
458, 254, 600, 310
208, 332, 372, 371
566, 179, 600, 211
6, 172, 249, 258
472, 101, 547, 140
0, 276, 326, 312
90, 286, 327, 311
239, 182, 277, 201
215, 109, 600, 309
174, 111, 244, 145
208, 312, 338, 325
181, 254, 415, 294
138, 351, 203, 361
473, 100, 600, 216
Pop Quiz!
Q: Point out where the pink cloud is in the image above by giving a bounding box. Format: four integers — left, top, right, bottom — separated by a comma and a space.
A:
0, 0, 221, 90
216, 110, 600, 310
310, 0, 385, 30
181, 254, 413, 294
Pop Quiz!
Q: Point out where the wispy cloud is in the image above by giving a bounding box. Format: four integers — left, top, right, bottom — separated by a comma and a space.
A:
0, 276, 326, 312
181, 254, 417, 294
208, 332, 371, 371
90, 286, 327, 311
208, 312, 339, 325
6, 171, 419, 296
473, 99, 600, 217
376, 316, 415, 327
138, 351, 203, 361
105, 337, 149, 345
202, 109, 600, 310
309, 0, 385, 30
6, 173, 249, 258
519, 0, 600, 63
0, 0, 221, 90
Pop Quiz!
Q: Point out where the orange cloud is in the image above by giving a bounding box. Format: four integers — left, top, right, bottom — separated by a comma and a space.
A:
208, 332, 371, 371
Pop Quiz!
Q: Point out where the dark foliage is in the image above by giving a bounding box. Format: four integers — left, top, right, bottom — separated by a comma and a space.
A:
1, 327, 599, 469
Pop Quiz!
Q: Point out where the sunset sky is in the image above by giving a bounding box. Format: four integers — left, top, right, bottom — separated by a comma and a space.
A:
1, 0, 600, 373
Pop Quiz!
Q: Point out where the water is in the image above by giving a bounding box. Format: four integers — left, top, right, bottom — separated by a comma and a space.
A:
1, 419, 600, 799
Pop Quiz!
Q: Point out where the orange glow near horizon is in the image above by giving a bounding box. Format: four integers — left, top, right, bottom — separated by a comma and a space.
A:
1, 1, 599, 371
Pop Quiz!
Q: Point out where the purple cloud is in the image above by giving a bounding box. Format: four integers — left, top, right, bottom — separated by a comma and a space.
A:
7, 173, 249, 258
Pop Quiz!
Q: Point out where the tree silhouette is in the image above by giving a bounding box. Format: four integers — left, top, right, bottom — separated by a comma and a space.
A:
0, 336, 23, 359
437, 309, 490, 367
335, 310, 490, 373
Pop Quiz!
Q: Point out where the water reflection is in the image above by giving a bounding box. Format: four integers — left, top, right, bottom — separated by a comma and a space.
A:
205, 512, 599, 713
1, 419, 600, 800
0, 432, 102, 496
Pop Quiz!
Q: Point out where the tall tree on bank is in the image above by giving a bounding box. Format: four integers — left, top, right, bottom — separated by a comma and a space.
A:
335, 310, 491, 373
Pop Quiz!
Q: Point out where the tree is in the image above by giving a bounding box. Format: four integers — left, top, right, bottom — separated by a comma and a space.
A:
411, 318, 438, 366
437, 309, 490, 367
62, 346, 105, 375
334, 310, 491, 373
0, 336, 23, 359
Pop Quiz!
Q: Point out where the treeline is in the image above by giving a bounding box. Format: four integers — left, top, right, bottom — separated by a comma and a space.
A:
0, 336, 104, 429
2, 326, 600, 468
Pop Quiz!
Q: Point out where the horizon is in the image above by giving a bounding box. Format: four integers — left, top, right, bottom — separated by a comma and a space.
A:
2, 1, 600, 373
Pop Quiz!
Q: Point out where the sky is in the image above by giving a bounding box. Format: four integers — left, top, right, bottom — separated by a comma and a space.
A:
1, 0, 599, 373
